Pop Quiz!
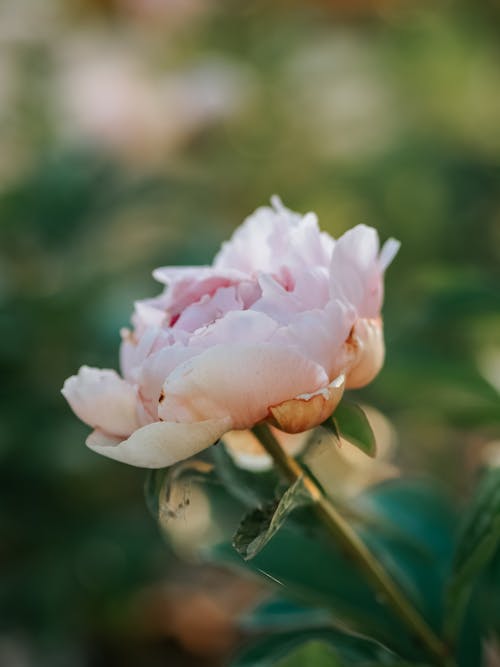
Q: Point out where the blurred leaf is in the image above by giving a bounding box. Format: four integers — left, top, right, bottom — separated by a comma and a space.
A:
212, 440, 280, 508
354, 480, 457, 633
145, 460, 214, 523
445, 466, 500, 639
230, 626, 416, 667
275, 640, 342, 667
328, 402, 376, 457
233, 477, 312, 560
211, 479, 458, 660
240, 596, 333, 633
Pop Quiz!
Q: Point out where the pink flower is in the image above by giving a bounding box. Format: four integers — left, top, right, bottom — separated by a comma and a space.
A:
62, 197, 399, 468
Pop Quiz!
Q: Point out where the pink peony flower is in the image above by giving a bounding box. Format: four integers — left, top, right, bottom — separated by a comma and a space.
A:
62, 197, 399, 468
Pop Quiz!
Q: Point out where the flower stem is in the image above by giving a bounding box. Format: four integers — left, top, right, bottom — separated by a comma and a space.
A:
252, 422, 454, 667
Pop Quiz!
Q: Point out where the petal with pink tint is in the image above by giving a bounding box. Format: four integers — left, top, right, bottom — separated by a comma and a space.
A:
174, 285, 242, 332
270, 299, 355, 379
138, 344, 203, 412
159, 344, 329, 429
251, 273, 303, 324
86, 416, 232, 468
62, 366, 141, 436
329, 225, 399, 319
192, 309, 278, 348
152, 266, 247, 316
120, 326, 159, 382
345, 318, 385, 389
329, 224, 381, 318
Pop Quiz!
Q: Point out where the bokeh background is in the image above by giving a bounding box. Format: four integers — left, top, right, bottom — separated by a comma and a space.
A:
1, 0, 500, 665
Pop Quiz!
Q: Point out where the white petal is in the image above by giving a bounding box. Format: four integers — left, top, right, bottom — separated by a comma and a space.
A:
379, 238, 401, 272
62, 366, 140, 436
86, 417, 232, 468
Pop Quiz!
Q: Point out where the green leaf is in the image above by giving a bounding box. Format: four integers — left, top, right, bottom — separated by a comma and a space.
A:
327, 401, 376, 457
233, 477, 312, 560
275, 640, 342, 667
212, 440, 280, 508
212, 479, 458, 660
445, 466, 500, 639
230, 627, 417, 667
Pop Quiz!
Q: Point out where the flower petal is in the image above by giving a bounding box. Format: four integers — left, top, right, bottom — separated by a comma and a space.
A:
86, 417, 232, 468
345, 318, 385, 389
329, 224, 381, 318
270, 299, 355, 378
62, 366, 141, 436
268, 374, 345, 434
159, 344, 329, 430
223, 427, 308, 472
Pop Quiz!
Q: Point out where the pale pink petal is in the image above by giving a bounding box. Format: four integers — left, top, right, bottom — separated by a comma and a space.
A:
159, 344, 329, 429
152, 266, 247, 317
329, 225, 399, 319
174, 285, 242, 332
86, 417, 232, 468
379, 238, 401, 272
251, 273, 303, 323
345, 318, 385, 389
138, 344, 203, 414
270, 299, 356, 378
215, 196, 329, 274
62, 366, 141, 436
329, 224, 381, 318
192, 309, 278, 348
120, 326, 160, 381
291, 266, 330, 310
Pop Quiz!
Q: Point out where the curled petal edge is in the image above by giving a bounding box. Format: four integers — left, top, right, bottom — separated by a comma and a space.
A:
268, 374, 345, 434
86, 416, 232, 469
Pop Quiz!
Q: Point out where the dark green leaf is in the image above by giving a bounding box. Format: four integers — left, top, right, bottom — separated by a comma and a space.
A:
445, 466, 500, 639
233, 477, 312, 560
212, 479, 458, 660
328, 402, 376, 457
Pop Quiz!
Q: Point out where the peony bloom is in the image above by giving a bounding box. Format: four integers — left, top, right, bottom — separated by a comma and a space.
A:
62, 197, 399, 468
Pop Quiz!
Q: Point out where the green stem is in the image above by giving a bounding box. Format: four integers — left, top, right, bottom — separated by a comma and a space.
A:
252, 422, 454, 667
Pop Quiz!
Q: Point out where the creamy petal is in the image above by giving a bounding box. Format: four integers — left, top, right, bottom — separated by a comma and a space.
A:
86, 417, 232, 468
345, 318, 385, 389
159, 344, 329, 429
222, 427, 308, 472
62, 366, 140, 436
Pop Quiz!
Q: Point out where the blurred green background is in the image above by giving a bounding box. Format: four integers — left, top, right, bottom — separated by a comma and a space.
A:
1, 0, 500, 665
